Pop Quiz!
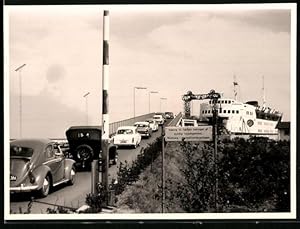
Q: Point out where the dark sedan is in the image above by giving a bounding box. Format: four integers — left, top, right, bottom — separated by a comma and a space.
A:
66, 126, 118, 169
10, 139, 76, 197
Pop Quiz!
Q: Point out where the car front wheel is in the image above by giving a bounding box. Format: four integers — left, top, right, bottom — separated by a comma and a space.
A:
39, 174, 51, 198
68, 167, 76, 185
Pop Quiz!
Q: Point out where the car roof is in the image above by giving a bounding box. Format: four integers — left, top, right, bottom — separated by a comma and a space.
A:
10, 138, 52, 154
134, 121, 149, 124
11, 138, 52, 145
66, 126, 102, 131
117, 126, 136, 130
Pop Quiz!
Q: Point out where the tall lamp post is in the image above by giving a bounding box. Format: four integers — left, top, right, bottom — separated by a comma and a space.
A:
83, 92, 90, 125
15, 64, 26, 138
133, 86, 147, 120
148, 91, 158, 113
160, 97, 167, 113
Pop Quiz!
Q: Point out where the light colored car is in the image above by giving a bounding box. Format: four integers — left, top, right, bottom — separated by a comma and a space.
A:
113, 126, 142, 148
134, 121, 152, 138
181, 119, 198, 127
145, 119, 159, 132
10, 139, 76, 197
165, 112, 174, 119
153, 114, 165, 125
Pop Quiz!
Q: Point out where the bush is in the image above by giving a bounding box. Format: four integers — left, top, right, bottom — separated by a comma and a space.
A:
171, 142, 217, 212
174, 138, 290, 212
84, 182, 108, 213
219, 137, 290, 211
111, 137, 162, 196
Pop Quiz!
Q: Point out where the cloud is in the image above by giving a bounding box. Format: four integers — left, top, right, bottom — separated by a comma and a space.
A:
110, 10, 191, 45
211, 10, 291, 33
7, 6, 292, 138
9, 90, 86, 139
46, 64, 66, 83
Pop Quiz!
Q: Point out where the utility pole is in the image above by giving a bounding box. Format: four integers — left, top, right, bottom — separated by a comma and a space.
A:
160, 97, 167, 113
133, 86, 147, 121
149, 91, 158, 113
15, 64, 26, 138
83, 92, 90, 125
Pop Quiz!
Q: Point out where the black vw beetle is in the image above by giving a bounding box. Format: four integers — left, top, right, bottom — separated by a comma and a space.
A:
10, 139, 76, 197
65, 126, 118, 169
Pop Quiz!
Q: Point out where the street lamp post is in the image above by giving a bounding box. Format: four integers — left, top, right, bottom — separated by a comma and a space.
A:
15, 64, 26, 138
149, 91, 158, 113
83, 92, 90, 125
133, 86, 147, 120
160, 97, 167, 113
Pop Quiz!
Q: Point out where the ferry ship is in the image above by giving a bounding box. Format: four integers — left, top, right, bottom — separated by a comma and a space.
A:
200, 99, 282, 139
199, 80, 282, 139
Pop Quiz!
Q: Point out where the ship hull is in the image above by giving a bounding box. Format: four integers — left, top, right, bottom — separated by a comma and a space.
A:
199, 98, 281, 140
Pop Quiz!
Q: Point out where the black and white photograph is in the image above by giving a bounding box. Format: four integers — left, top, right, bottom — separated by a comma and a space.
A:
4, 3, 297, 220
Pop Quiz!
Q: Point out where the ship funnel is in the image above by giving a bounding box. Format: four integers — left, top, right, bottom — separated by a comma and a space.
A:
246, 101, 259, 107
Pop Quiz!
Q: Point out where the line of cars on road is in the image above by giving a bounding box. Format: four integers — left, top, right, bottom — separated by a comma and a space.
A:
112, 112, 174, 148
9, 112, 174, 198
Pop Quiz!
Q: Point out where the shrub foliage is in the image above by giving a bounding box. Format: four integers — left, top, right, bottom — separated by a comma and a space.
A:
111, 137, 163, 196
173, 137, 290, 212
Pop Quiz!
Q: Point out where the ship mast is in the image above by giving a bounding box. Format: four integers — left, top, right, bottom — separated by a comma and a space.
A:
262, 75, 266, 109
233, 75, 238, 101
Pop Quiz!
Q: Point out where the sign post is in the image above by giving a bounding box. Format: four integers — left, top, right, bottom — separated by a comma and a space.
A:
161, 135, 165, 213
162, 125, 213, 213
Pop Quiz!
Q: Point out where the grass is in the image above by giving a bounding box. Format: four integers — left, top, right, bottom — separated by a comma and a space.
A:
115, 141, 186, 213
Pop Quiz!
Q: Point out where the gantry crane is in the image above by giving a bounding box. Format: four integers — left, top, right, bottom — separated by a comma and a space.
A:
182, 89, 221, 118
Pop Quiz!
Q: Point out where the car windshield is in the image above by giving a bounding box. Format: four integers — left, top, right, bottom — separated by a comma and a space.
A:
117, 129, 133, 135
184, 123, 195, 126
154, 117, 160, 119
10, 145, 34, 158
147, 120, 153, 123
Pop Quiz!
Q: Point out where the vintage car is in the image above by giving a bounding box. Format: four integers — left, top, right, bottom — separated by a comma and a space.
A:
113, 126, 142, 148
155, 112, 167, 120
65, 126, 118, 169
165, 112, 174, 119
181, 118, 198, 127
134, 121, 152, 138
10, 138, 76, 197
145, 119, 159, 132
153, 114, 165, 126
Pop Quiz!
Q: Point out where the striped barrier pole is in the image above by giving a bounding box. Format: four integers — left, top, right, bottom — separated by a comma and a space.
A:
100, 10, 110, 202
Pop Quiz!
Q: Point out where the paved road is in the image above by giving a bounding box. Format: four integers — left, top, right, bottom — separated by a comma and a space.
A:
10, 122, 168, 214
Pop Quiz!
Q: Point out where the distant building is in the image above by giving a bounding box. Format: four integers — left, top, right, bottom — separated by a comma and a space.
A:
276, 121, 290, 141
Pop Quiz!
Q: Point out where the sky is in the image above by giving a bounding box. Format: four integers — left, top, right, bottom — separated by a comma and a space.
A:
5, 4, 295, 138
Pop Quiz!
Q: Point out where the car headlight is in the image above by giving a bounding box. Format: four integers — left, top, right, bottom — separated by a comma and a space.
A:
29, 173, 36, 184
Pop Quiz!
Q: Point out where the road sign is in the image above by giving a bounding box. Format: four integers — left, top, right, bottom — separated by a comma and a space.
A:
165, 126, 213, 142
